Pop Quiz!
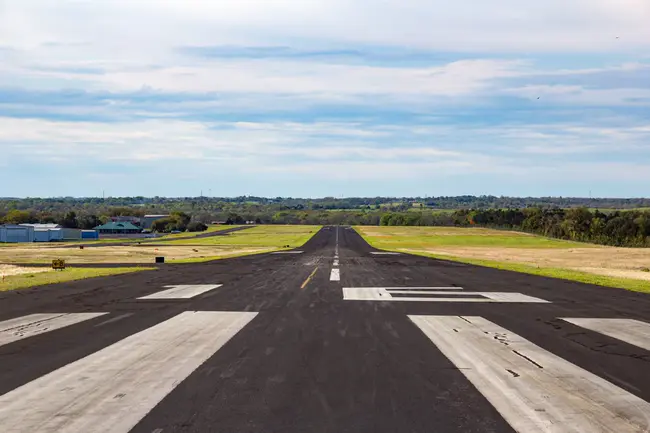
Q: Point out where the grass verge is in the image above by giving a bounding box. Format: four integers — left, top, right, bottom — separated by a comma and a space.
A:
355, 226, 650, 294
356, 226, 588, 249
400, 250, 650, 294
0, 267, 155, 292
164, 225, 321, 247
169, 248, 278, 263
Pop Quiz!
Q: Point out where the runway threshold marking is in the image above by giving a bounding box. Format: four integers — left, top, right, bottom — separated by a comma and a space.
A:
0, 313, 108, 348
410, 315, 650, 433
301, 267, 319, 289
0, 311, 257, 433
343, 288, 548, 303
562, 318, 650, 351
138, 284, 223, 300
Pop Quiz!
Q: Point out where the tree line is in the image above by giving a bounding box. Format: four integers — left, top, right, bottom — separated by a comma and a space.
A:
379, 208, 650, 247
2, 198, 650, 246
3, 196, 650, 214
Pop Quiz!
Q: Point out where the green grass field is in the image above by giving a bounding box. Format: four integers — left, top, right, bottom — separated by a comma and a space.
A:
169, 249, 277, 263
357, 226, 588, 249
164, 225, 321, 248
355, 226, 650, 294
154, 224, 244, 240
0, 267, 154, 292
405, 252, 650, 294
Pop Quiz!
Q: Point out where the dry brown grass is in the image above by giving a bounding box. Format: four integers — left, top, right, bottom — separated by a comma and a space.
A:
0, 264, 51, 277
402, 246, 650, 282
0, 245, 275, 264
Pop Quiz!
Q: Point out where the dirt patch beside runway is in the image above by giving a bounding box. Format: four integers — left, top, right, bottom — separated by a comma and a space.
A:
0, 245, 275, 265
0, 264, 51, 277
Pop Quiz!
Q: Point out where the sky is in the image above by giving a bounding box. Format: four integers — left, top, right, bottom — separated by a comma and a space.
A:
1, 0, 649, 198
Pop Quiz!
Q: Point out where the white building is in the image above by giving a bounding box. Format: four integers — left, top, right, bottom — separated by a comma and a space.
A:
0, 225, 35, 243
20, 224, 65, 242
34, 228, 64, 242
21, 223, 61, 230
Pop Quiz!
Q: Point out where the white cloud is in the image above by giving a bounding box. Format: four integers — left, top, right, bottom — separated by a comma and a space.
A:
4, 0, 649, 52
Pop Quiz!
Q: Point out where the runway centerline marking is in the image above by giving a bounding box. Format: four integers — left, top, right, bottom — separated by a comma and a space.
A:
562, 318, 650, 351
301, 267, 319, 289
0, 313, 108, 348
138, 284, 223, 300
0, 311, 258, 433
410, 315, 650, 433
343, 288, 549, 303
330, 268, 340, 281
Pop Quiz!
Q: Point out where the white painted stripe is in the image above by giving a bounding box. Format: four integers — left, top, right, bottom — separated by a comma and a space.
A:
385, 287, 464, 291
333, 259, 339, 266
386, 290, 467, 295
0, 313, 107, 348
410, 315, 650, 433
272, 251, 304, 254
343, 288, 548, 303
370, 252, 401, 255
138, 284, 222, 300
562, 318, 650, 351
0, 311, 257, 433
94, 313, 134, 328
330, 268, 340, 281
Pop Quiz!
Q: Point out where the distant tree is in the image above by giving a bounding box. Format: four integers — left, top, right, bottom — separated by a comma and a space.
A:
61, 211, 78, 228
152, 218, 174, 233
78, 214, 101, 230
187, 222, 208, 232
3, 210, 33, 224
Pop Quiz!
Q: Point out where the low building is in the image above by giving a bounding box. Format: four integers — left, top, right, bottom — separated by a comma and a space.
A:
141, 215, 169, 229
0, 224, 35, 243
33, 228, 64, 242
81, 230, 99, 240
94, 222, 142, 234
21, 224, 67, 242
21, 223, 62, 230
62, 228, 83, 241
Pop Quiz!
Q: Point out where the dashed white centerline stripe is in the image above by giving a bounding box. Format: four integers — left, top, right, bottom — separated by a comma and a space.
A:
329, 226, 341, 282
0, 311, 258, 433
0, 313, 108, 348
410, 315, 650, 433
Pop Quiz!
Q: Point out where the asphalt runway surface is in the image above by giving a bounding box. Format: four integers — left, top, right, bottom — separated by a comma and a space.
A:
1, 226, 650, 432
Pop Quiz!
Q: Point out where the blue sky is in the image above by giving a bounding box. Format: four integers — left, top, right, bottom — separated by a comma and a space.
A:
1, 0, 649, 198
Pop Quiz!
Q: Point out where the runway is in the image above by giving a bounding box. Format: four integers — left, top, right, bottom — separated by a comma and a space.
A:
1, 226, 650, 432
